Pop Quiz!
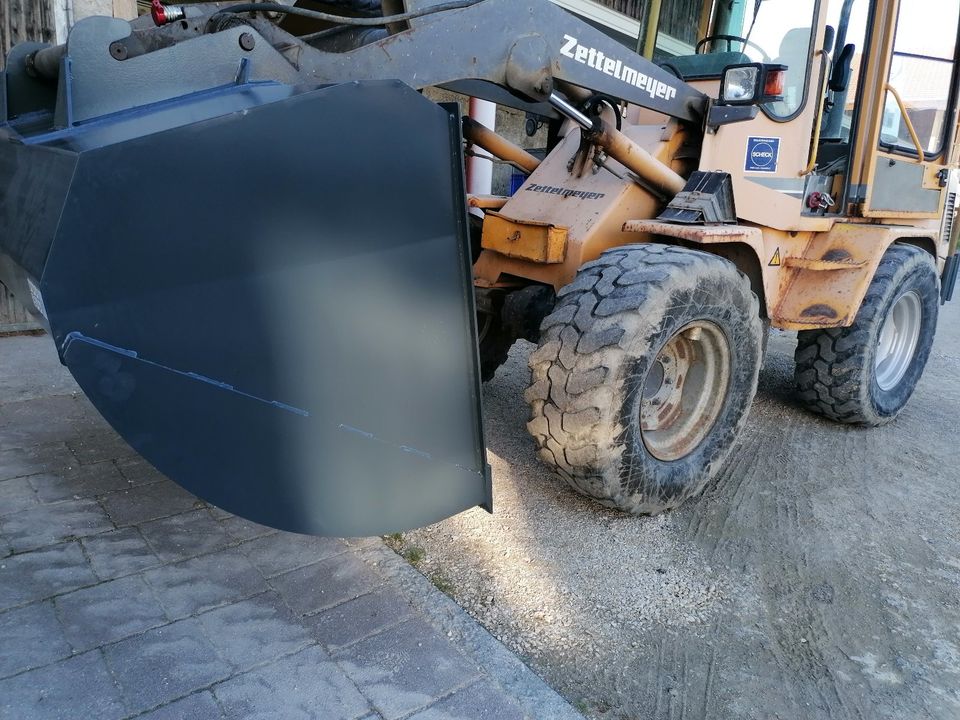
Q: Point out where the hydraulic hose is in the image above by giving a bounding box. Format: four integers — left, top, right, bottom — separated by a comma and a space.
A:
223, 0, 483, 26
30, 0, 483, 79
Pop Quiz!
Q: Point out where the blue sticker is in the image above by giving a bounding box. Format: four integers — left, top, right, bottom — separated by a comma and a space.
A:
745, 136, 780, 173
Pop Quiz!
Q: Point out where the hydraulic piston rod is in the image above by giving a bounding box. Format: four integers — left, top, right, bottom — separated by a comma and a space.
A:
548, 92, 686, 197
462, 117, 541, 174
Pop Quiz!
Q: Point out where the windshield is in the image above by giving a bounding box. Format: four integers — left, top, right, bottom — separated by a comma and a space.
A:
706, 0, 818, 118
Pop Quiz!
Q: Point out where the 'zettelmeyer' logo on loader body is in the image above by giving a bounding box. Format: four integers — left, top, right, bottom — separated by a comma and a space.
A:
526, 184, 606, 201
561, 34, 678, 102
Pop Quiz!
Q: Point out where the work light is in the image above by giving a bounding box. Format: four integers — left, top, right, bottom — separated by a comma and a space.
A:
720, 63, 788, 105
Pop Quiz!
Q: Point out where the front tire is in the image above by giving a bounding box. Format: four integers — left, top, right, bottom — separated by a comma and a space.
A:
476, 290, 515, 382
794, 244, 939, 426
525, 244, 762, 514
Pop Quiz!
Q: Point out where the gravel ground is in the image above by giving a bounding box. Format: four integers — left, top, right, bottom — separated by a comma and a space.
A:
394, 299, 960, 720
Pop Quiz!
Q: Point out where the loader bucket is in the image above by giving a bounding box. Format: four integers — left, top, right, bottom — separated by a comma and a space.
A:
0, 79, 491, 536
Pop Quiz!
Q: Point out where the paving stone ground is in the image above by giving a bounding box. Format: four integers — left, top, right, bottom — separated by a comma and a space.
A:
0, 334, 582, 720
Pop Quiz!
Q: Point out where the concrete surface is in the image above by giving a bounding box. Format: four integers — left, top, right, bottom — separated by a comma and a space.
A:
398, 299, 960, 720
0, 334, 582, 720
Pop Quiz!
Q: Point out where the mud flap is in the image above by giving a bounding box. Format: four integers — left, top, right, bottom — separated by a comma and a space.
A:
6, 81, 491, 536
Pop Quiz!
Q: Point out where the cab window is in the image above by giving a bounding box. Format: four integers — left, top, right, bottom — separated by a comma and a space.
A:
737, 0, 818, 118
881, 0, 960, 157
667, 0, 818, 119
822, 0, 870, 143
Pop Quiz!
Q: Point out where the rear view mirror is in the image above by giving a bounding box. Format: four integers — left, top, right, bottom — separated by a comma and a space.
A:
830, 44, 855, 93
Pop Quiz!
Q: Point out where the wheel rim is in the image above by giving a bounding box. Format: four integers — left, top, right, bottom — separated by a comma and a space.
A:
639, 321, 730, 462
875, 290, 922, 391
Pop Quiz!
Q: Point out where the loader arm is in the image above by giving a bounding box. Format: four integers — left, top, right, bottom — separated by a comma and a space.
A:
9, 0, 708, 126
0, 0, 706, 537
295, 0, 707, 123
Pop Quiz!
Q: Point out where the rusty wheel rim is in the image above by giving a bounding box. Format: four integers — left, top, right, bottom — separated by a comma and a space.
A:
639, 321, 731, 462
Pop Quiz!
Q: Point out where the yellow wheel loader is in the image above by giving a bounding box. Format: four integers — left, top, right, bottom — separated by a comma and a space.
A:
0, 0, 956, 535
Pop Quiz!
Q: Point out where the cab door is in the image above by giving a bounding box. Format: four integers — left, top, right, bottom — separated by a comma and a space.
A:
851, 0, 960, 218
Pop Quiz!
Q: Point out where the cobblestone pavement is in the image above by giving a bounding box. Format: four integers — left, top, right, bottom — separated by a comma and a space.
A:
0, 334, 582, 720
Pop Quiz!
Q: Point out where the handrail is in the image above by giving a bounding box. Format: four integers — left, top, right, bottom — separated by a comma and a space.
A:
802, 50, 830, 175
884, 84, 925, 162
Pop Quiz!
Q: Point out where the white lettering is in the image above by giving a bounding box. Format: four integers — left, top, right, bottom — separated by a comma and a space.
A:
560, 35, 679, 104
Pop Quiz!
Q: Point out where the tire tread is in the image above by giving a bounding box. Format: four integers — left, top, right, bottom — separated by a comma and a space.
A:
527, 243, 761, 513
794, 244, 938, 425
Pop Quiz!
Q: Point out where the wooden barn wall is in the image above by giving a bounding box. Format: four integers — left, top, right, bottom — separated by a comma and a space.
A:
595, 0, 701, 45
597, 0, 646, 18
0, 0, 56, 329
656, 0, 701, 45
0, 284, 38, 334
1, 0, 57, 66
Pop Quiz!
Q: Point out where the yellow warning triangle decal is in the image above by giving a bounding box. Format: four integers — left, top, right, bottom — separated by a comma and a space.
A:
769, 248, 782, 267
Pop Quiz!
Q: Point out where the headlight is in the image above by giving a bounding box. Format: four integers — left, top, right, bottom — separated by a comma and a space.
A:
719, 63, 788, 106
722, 66, 759, 104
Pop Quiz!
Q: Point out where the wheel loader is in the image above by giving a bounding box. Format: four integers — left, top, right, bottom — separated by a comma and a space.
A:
0, 0, 956, 535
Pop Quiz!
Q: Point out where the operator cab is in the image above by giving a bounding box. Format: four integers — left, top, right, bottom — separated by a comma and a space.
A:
647, 0, 960, 220
657, 0, 816, 118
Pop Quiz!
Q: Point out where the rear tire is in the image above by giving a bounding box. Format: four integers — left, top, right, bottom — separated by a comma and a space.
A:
794, 244, 939, 426
525, 244, 762, 514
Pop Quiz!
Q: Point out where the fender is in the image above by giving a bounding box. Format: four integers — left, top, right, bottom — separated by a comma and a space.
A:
622, 220, 940, 330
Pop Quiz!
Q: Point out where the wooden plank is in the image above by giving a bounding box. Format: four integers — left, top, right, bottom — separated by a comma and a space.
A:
1, 1, 12, 63
1, 0, 56, 60
0, 283, 42, 333
113, 0, 138, 21
596, 0, 645, 19
658, 0, 700, 44
1, 0, 52, 328
592, 0, 702, 43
